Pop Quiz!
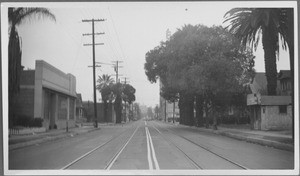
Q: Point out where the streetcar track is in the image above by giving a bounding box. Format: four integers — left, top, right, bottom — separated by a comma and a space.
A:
152, 121, 249, 170
104, 124, 140, 170
150, 124, 203, 169
61, 123, 138, 170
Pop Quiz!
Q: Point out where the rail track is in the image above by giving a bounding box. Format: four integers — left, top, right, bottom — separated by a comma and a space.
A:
61, 123, 139, 170
61, 120, 248, 170
149, 124, 203, 169
151, 121, 249, 170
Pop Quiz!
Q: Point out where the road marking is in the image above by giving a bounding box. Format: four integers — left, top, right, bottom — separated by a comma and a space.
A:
106, 125, 140, 170
145, 127, 153, 170
146, 127, 160, 170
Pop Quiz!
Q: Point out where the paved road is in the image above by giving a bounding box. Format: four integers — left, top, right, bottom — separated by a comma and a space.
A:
9, 120, 294, 170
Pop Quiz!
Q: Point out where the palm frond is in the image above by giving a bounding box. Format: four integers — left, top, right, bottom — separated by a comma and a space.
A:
9, 8, 56, 26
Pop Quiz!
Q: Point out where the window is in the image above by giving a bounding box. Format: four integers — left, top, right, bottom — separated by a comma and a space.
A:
69, 98, 75, 119
58, 95, 68, 119
279, 105, 287, 114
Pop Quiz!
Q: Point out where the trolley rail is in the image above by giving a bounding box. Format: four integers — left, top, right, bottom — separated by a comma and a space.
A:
152, 121, 249, 170
150, 124, 203, 169
61, 124, 139, 170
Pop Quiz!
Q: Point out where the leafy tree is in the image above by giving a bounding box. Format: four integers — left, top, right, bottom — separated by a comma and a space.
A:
96, 74, 114, 122
8, 8, 55, 127
111, 82, 123, 123
154, 105, 159, 120
145, 24, 255, 128
122, 84, 136, 121
122, 84, 136, 104
147, 107, 154, 119
109, 82, 137, 123
133, 103, 141, 120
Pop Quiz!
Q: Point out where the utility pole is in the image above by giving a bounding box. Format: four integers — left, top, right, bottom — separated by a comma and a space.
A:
83, 18, 105, 128
122, 77, 129, 122
164, 29, 171, 123
112, 60, 123, 83
122, 77, 129, 85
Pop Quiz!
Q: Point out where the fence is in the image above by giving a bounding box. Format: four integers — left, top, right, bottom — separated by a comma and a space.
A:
9, 127, 46, 135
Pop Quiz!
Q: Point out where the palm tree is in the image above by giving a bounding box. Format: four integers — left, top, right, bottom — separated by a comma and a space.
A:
97, 74, 114, 122
8, 8, 55, 127
224, 8, 295, 139
224, 8, 284, 95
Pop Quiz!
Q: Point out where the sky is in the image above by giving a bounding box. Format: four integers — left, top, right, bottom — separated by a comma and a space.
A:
4, 1, 294, 107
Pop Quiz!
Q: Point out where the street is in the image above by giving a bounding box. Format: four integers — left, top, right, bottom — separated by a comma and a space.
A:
9, 120, 294, 170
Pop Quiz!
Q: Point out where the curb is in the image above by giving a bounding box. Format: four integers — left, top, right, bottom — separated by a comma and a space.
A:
216, 131, 294, 152
9, 128, 100, 151
163, 121, 294, 152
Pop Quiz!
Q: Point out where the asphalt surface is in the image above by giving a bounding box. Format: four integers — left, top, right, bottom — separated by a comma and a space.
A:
8, 120, 294, 171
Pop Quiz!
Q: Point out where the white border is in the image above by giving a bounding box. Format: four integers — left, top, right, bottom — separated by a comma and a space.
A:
1, 1, 299, 175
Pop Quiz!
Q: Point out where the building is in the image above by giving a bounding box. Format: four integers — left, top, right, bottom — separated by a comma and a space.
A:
247, 71, 292, 130
278, 70, 292, 96
247, 94, 292, 130
15, 60, 77, 130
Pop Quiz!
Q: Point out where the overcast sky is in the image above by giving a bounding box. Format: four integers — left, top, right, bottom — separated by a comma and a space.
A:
4, 1, 293, 107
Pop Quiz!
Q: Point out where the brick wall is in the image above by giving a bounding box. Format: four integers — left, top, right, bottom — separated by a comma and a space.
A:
15, 88, 34, 118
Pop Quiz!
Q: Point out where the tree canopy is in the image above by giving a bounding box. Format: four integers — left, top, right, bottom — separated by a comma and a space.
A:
145, 24, 255, 127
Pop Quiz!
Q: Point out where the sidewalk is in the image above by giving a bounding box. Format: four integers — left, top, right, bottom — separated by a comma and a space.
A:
167, 122, 294, 152
9, 124, 100, 151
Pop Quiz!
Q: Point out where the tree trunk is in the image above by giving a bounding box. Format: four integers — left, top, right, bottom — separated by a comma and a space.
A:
195, 95, 204, 127
212, 105, 218, 130
178, 92, 184, 124
262, 26, 278, 95
204, 101, 210, 128
287, 8, 294, 140
114, 95, 122, 123
186, 94, 194, 126
178, 92, 194, 125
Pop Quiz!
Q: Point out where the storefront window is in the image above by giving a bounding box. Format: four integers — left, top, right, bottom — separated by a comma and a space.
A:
58, 95, 68, 119
69, 98, 75, 119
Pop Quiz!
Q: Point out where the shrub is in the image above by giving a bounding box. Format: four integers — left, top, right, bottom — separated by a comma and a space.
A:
11, 115, 43, 128
32, 118, 43, 127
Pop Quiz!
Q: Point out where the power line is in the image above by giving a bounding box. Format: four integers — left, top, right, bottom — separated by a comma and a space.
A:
108, 7, 126, 59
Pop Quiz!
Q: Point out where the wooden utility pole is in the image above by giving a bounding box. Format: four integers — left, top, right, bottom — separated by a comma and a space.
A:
82, 18, 105, 128
112, 60, 123, 83
165, 29, 171, 123
122, 77, 129, 122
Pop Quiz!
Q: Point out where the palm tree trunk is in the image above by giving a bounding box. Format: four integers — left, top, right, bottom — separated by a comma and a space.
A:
286, 8, 294, 140
8, 26, 22, 127
262, 26, 278, 95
